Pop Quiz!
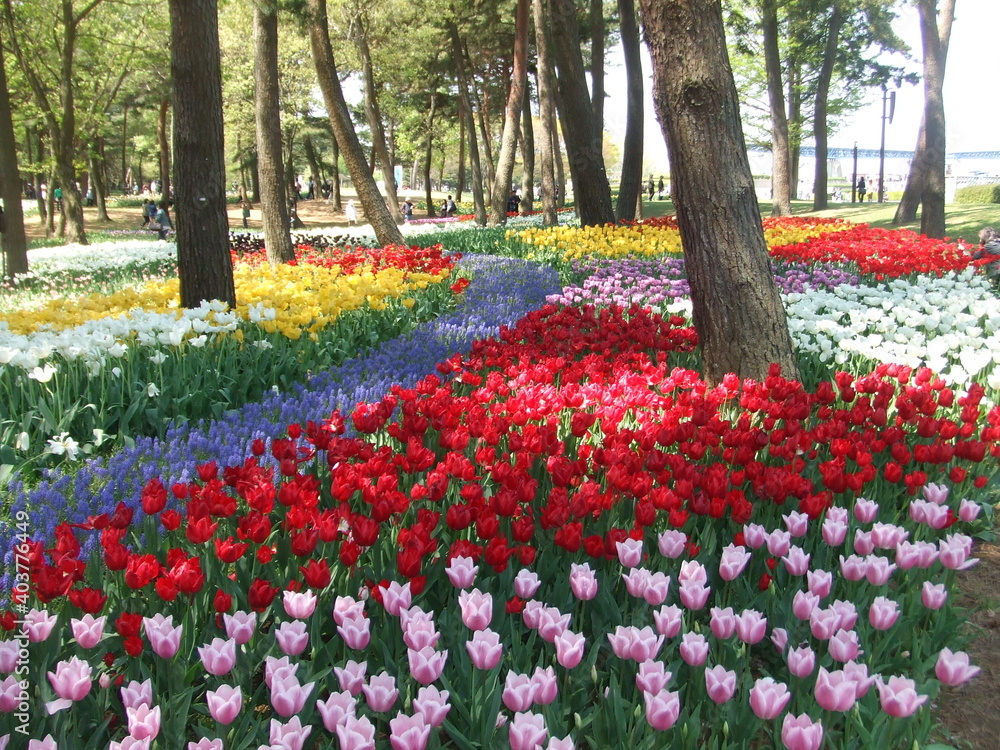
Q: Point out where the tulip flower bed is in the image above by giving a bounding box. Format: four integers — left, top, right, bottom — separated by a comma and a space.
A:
3, 300, 998, 749
0, 242, 463, 475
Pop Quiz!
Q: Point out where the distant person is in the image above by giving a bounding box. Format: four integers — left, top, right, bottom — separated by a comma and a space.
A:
141, 199, 155, 228
85, 185, 95, 207
0, 204, 5, 234
442, 195, 457, 216
402, 198, 414, 221
345, 199, 357, 225
240, 200, 251, 229
974, 227, 1000, 283
154, 200, 172, 240
856, 176, 867, 202
646, 176, 655, 201
307, 177, 315, 200
657, 176, 665, 200
506, 190, 521, 215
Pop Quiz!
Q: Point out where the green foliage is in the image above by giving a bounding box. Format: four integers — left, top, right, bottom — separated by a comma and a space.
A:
954, 184, 1000, 205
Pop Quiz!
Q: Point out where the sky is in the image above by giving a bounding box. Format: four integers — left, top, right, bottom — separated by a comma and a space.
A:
605, 0, 1000, 174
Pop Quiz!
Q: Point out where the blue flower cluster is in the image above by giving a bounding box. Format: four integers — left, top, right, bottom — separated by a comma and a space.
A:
0, 255, 560, 601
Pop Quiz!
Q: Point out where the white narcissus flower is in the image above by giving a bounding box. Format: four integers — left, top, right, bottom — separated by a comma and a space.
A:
149, 351, 168, 365
47, 432, 80, 460
147, 383, 160, 398
27, 364, 57, 382
15, 432, 29, 452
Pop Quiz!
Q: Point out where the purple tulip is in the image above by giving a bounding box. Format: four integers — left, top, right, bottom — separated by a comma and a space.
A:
616, 538, 643, 568
503, 672, 538, 712
531, 666, 558, 706
783, 511, 809, 538
781, 546, 811, 576
735, 609, 767, 645
921, 581, 948, 610
403, 619, 441, 652
864, 555, 896, 585
806, 569, 833, 598
959, 498, 982, 523
657, 530, 687, 558
270, 674, 315, 717
333, 596, 366, 626
46, 656, 92, 703
338, 614, 372, 650
853, 530, 875, 556
854, 497, 879, 523
120, 679, 153, 710
24, 609, 58, 643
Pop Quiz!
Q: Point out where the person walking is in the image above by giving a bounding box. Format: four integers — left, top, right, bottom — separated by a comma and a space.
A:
857, 176, 867, 203
241, 200, 251, 229
657, 176, 665, 200
154, 200, 172, 240
345, 199, 357, 225
646, 176, 655, 202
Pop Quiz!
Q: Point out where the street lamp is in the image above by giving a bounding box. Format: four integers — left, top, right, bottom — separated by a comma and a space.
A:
878, 87, 896, 203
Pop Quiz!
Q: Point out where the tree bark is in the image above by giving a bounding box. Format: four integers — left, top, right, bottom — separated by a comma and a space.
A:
423, 92, 437, 217
456, 101, 465, 201
169, 0, 236, 309
304, 135, 323, 189
330, 133, 342, 211
532, 0, 558, 226
92, 137, 111, 220
638, 0, 798, 385
520, 82, 535, 214
615, 0, 643, 222
811, 5, 843, 211
307, 0, 403, 245
762, 0, 791, 216
449, 22, 487, 224
353, 22, 403, 223
157, 97, 171, 203
895, 0, 954, 227
0, 31, 27, 279
474, 84, 496, 198
917, 0, 947, 238
253, 4, 296, 263
549, 0, 614, 225
488, 0, 530, 226
589, 0, 604, 134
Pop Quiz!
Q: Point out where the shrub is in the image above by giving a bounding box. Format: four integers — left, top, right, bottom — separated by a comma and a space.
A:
954, 184, 1000, 204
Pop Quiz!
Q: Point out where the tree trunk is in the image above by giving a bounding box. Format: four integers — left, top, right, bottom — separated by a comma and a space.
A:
0, 32, 27, 279
549, 0, 614, 225
423, 93, 437, 217
917, 0, 947, 238
250, 149, 261, 204
787, 62, 802, 197
456, 101, 465, 201
157, 97, 171, 203
520, 82, 535, 214
638, 0, 798, 385
169, 0, 236, 309
303, 135, 323, 191
93, 136, 111, 220
449, 22, 487, 225
51, 0, 87, 244
474, 85, 496, 198
895, 0, 954, 227
590, 0, 604, 134
31, 128, 46, 226
762, 0, 791, 216
331, 133, 342, 211
253, 4, 296, 263
120, 105, 128, 194
615, 0, 643, 222
488, 0, 530, 226
531, 1, 558, 227
811, 6, 843, 211
354, 25, 403, 223
307, 0, 403, 245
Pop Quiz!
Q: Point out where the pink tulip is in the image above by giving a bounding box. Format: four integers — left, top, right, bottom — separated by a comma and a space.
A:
466, 629, 503, 670
783, 511, 810, 537
554, 630, 586, 669
710, 607, 736, 639
909, 498, 930, 525
636, 660, 671, 695
814, 667, 856, 712
126, 703, 161, 741
0, 676, 22, 712
569, 563, 598, 601
121, 679, 153, 710
198, 637, 236, 676
607, 627, 631, 659
959, 498, 982, 523
223, 611, 257, 645
335, 715, 375, 750
338, 614, 372, 650
522, 600, 545, 629
399, 606, 433, 632
24, 609, 57, 643
821, 517, 847, 547
616, 538, 643, 568
786, 645, 815, 678
503, 672, 538, 712
282, 589, 318, 620
864, 555, 896, 585
335, 659, 367, 696
0, 642, 17, 673
206, 684, 242, 725
854, 497, 878, 523
719, 544, 752, 581
781, 713, 824, 750
743, 523, 768, 549
188, 741, 224, 750
923, 482, 949, 505
412, 685, 451, 727
771, 627, 788, 654
143, 614, 182, 659
628, 626, 664, 662
270, 674, 315, 717
792, 590, 819, 621
537, 608, 571, 643
458, 589, 493, 631
109, 739, 150, 750
653, 605, 683, 638
27, 736, 57, 750
868, 597, 900, 631
843, 660, 876, 699
270, 716, 312, 750
781, 546, 810, 577
98, 673, 112, 690
826, 506, 849, 525
935, 648, 981, 686
0, 735, 6, 750
265, 656, 298, 689
678, 580, 710, 610
389, 712, 430, 750
870, 523, 907, 550
749, 677, 790, 719
622, 568, 649, 598
532, 666, 558, 705
275, 620, 309, 656
806, 569, 832, 598
408, 647, 448, 685
678, 560, 707, 584
767, 530, 791, 557
704, 665, 736, 704
939, 534, 978, 570
895, 541, 937, 570
514, 570, 542, 599
402, 619, 440, 651
853, 531, 875, 556
546, 737, 575, 750
69, 615, 105, 649
679, 632, 708, 666
362, 672, 398, 713
445, 556, 478, 589
379, 581, 412, 617
47, 657, 91, 702
643, 690, 680, 730
509, 711, 548, 750
838, 555, 867, 581
809, 608, 839, 640
735, 609, 767, 645
828, 629, 861, 663
829, 600, 858, 631
658, 529, 687, 557
876, 675, 927, 718
922, 502, 951, 530
921, 581, 948, 610
333, 595, 366, 626
642, 573, 671, 606
316, 690, 357, 731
